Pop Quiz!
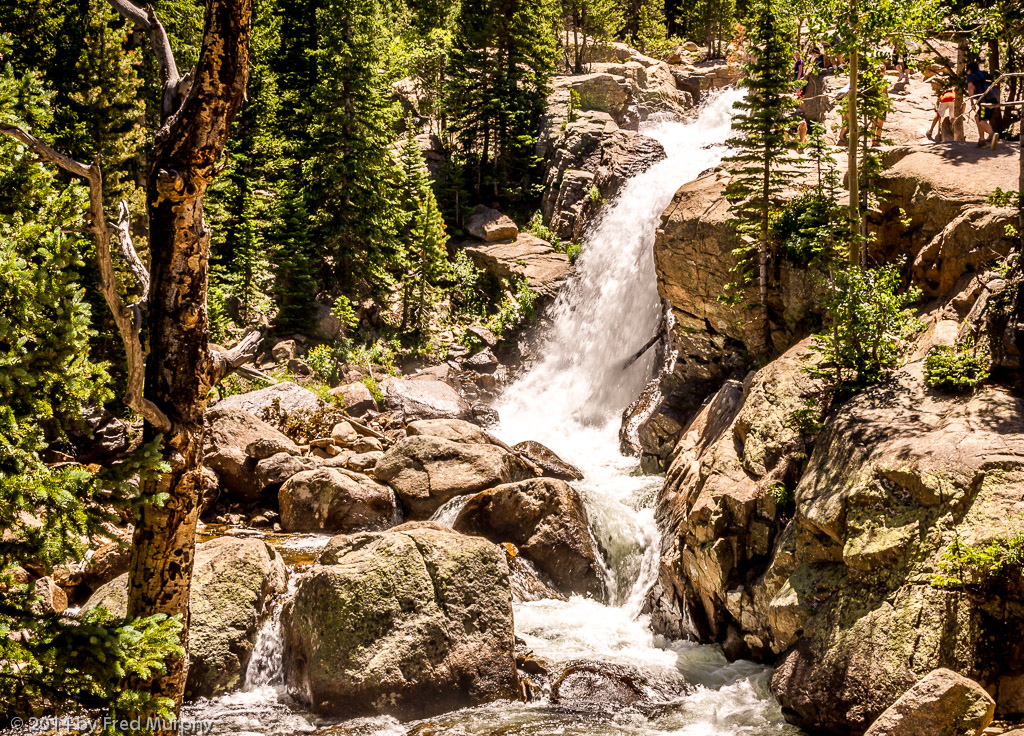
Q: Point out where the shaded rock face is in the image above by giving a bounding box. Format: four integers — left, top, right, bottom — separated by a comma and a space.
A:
540, 116, 666, 243
282, 522, 519, 719
382, 377, 472, 421
453, 478, 605, 599
374, 435, 535, 518
85, 537, 287, 698
203, 407, 300, 501
278, 467, 401, 532
646, 340, 822, 648
647, 315, 1024, 734
863, 668, 995, 736
550, 659, 689, 713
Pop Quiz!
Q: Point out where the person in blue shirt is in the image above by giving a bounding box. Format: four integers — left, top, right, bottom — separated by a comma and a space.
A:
966, 61, 1000, 148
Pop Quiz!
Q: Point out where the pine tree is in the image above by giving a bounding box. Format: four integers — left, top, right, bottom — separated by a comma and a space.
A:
723, 0, 799, 355
622, 0, 667, 55
396, 125, 450, 335
446, 0, 557, 202
559, 0, 622, 73
271, 178, 320, 332
304, 0, 404, 297
0, 49, 181, 718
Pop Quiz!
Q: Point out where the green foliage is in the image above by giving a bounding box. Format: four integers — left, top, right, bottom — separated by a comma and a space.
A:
304, 0, 404, 296
488, 278, 538, 337
397, 123, 450, 336
808, 265, 921, 390
723, 0, 799, 314
332, 295, 360, 331
361, 374, 386, 405
988, 187, 1022, 208
450, 249, 486, 317
787, 396, 825, 436
676, 0, 736, 58
446, 0, 557, 202
766, 481, 789, 505
933, 522, 1024, 589
307, 343, 342, 384
623, 0, 670, 56
566, 241, 583, 264
924, 338, 990, 394
558, 0, 623, 73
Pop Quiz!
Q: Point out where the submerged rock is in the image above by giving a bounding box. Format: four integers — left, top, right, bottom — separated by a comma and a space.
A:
453, 478, 605, 599
864, 669, 995, 736
282, 522, 519, 719
550, 659, 689, 712
374, 435, 534, 518
278, 467, 401, 532
84, 537, 287, 698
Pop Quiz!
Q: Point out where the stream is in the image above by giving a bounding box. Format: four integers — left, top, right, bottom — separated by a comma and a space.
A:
186, 89, 803, 736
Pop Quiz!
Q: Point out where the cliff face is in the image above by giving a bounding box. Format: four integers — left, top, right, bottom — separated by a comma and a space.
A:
646, 142, 1024, 735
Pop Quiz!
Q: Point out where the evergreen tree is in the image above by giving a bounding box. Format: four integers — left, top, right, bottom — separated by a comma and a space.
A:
622, 0, 668, 55
723, 0, 799, 355
559, 0, 622, 73
271, 179, 320, 332
0, 48, 181, 719
396, 126, 450, 335
304, 0, 404, 297
447, 0, 557, 202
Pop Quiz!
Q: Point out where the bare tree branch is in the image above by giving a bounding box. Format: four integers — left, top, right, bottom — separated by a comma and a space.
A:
0, 123, 91, 178
106, 0, 181, 115
211, 328, 263, 385
86, 166, 172, 434
111, 200, 150, 300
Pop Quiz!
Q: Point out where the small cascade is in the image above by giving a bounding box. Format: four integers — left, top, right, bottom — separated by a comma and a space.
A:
244, 600, 286, 691
428, 494, 473, 527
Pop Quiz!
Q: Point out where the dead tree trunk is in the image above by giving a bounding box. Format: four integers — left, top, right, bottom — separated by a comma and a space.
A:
2, 0, 256, 720
119, 0, 254, 712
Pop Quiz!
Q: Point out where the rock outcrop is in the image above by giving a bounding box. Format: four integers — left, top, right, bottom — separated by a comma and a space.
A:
374, 435, 535, 518
381, 377, 472, 421
85, 537, 287, 698
549, 659, 689, 712
453, 478, 605, 599
212, 381, 322, 424
204, 407, 300, 501
647, 308, 1024, 733
463, 233, 574, 298
282, 522, 519, 719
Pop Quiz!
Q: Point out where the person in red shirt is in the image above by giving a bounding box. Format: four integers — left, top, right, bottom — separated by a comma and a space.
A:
926, 86, 956, 141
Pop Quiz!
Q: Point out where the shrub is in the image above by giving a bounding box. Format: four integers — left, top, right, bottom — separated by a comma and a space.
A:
924, 338, 989, 394
566, 241, 583, 265
307, 343, 341, 384
488, 278, 537, 337
809, 265, 921, 390
933, 521, 1024, 589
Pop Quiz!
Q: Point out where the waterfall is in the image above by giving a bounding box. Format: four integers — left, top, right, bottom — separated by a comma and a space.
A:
496, 89, 744, 603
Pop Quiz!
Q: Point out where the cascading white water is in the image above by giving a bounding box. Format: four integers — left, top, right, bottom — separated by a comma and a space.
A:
189, 90, 802, 736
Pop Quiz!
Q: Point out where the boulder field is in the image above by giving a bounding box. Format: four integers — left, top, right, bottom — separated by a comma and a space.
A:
642, 117, 1024, 733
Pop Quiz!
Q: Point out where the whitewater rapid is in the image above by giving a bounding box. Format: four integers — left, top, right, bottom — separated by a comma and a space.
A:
188, 89, 802, 736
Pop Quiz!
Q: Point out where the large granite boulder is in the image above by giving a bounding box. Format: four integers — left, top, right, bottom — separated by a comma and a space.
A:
374, 435, 535, 518
278, 467, 401, 532
550, 659, 689, 713
282, 522, 519, 718
406, 418, 493, 444
213, 381, 323, 424
864, 669, 995, 736
453, 478, 605, 599
84, 537, 287, 698
203, 407, 300, 501
381, 377, 472, 421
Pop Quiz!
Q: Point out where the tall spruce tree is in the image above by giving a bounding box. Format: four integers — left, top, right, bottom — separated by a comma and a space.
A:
304, 0, 404, 298
397, 126, 450, 335
446, 0, 557, 202
723, 0, 799, 355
